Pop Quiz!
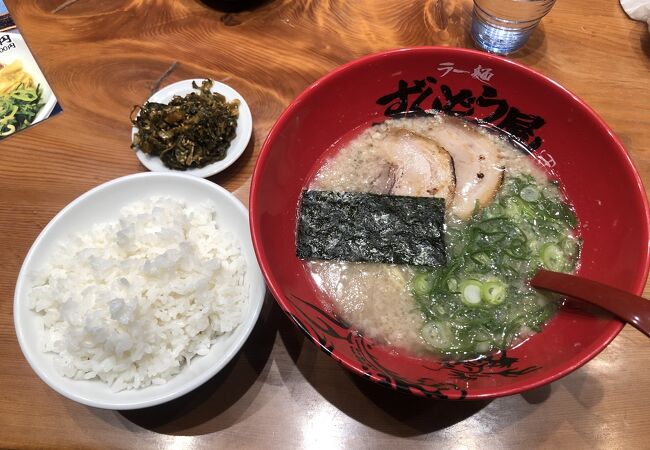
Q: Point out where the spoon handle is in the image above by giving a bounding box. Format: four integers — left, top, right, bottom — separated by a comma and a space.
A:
530, 270, 650, 339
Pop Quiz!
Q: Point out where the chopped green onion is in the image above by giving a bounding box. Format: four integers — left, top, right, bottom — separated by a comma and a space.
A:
411, 172, 580, 359
540, 243, 566, 271
520, 186, 540, 202
470, 252, 492, 266
459, 280, 483, 307
504, 196, 535, 219
475, 341, 491, 353
421, 322, 453, 349
481, 280, 507, 305
412, 272, 433, 299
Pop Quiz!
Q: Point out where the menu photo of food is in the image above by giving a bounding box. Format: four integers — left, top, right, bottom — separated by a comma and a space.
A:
0, 1, 61, 139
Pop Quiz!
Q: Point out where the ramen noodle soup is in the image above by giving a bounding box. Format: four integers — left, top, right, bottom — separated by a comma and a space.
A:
303, 113, 580, 360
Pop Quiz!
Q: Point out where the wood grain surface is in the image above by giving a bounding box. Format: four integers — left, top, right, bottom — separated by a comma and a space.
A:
1, 0, 649, 448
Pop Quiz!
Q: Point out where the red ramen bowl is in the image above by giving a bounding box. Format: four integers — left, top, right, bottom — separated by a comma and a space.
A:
250, 47, 650, 399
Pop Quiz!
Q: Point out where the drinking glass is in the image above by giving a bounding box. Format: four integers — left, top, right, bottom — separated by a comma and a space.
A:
471, 0, 557, 55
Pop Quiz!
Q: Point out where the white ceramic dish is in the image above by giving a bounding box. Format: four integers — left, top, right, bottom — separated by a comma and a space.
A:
14, 173, 266, 410
0, 32, 57, 125
131, 79, 253, 178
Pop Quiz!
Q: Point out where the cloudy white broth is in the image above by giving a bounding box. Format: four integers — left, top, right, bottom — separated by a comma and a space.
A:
302, 113, 580, 360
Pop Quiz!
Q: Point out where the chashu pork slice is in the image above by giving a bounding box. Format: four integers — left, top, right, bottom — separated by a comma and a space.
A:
428, 116, 504, 219
372, 128, 456, 206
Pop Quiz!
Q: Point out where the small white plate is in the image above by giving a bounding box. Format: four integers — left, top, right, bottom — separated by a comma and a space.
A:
132, 79, 253, 178
14, 173, 266, 410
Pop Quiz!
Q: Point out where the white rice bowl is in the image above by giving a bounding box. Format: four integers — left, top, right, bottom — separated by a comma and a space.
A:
14, 173, 266, 410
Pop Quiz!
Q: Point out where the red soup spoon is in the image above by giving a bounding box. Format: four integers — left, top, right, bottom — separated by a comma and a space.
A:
531, 269, 650, 338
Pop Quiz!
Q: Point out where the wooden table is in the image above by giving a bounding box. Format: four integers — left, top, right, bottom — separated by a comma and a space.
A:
1, 0, 649, 448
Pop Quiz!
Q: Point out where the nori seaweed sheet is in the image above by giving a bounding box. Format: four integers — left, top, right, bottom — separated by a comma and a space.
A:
296, 190, 446, 267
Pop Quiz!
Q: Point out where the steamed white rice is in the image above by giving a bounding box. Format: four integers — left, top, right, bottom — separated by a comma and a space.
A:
28, 196, 248, 391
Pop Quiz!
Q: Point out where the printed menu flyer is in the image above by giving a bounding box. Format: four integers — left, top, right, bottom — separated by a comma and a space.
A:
0, 1, 61, 140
